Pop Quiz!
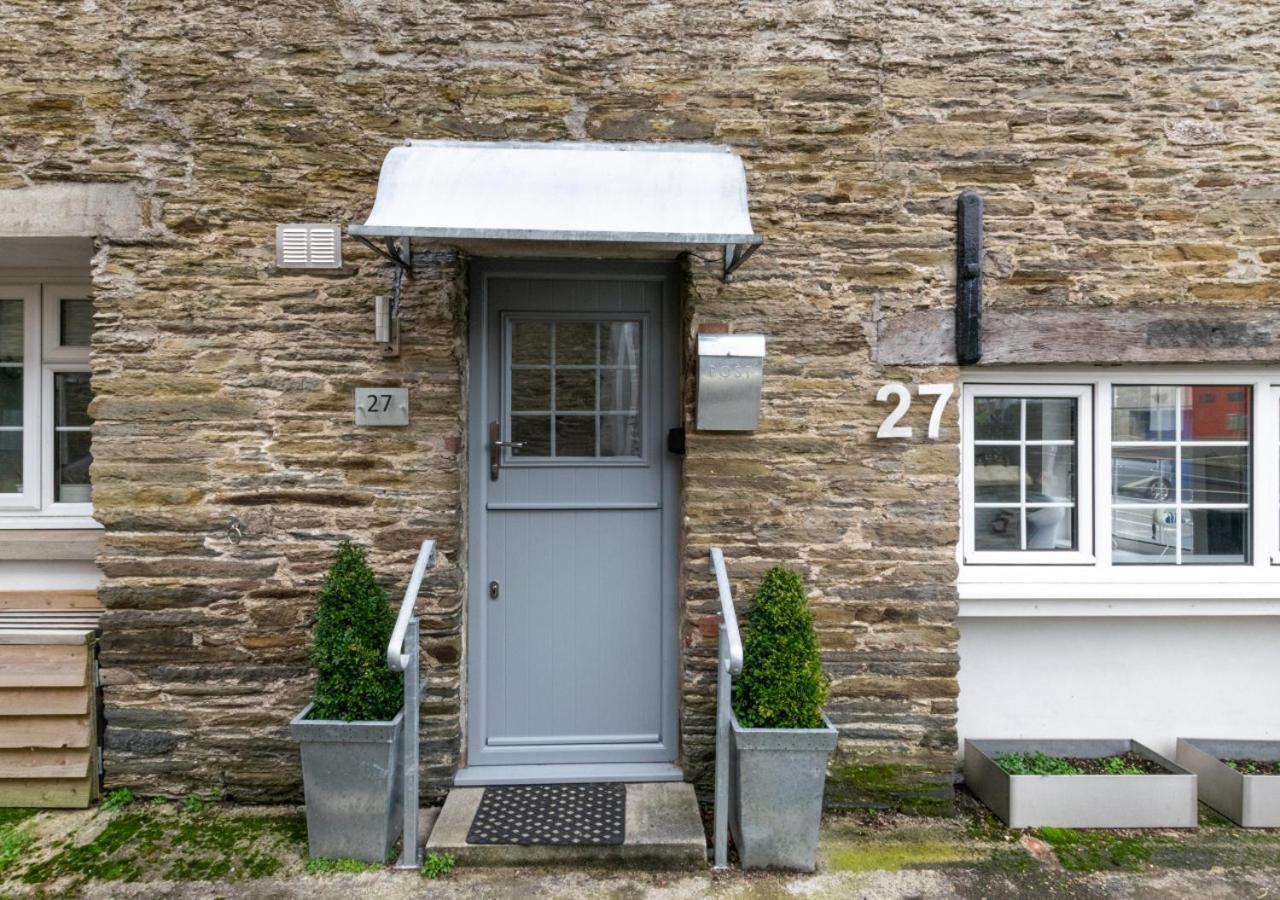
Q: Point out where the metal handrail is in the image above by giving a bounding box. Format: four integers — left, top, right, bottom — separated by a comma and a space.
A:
387, 539, 437, 672
709, 547, 742, 870
387, 538, 436, 871
710, 548, 743, 676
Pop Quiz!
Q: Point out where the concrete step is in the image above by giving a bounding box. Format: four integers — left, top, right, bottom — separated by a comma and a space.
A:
425, 781, 708, 868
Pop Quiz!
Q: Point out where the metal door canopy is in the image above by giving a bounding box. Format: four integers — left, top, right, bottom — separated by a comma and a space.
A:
349, 140, 763, 278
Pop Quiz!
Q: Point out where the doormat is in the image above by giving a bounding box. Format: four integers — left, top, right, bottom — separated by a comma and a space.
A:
465, 783, 626, 846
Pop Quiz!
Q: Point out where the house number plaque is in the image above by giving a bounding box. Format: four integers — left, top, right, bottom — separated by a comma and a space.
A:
354, 387, 409, 426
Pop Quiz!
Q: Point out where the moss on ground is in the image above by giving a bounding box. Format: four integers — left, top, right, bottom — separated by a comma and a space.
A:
18, 807, 306, 891
1034, 827, 1155, 872
826, 760, 954, 816
825, 838, 982, 872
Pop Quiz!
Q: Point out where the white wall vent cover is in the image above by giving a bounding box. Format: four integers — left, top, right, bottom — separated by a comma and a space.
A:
275, 224, 342, 269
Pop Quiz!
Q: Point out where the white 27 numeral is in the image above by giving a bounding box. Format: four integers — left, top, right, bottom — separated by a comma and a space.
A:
876, 382, 954, 440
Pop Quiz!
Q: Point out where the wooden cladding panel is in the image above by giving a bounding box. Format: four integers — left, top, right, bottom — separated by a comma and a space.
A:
0, 687, 88, 716
0, 644, 89, 688
0, 748, 91, 779
0, 776, 93, 808
0, 715, 92, 749
0, 591, 101, 610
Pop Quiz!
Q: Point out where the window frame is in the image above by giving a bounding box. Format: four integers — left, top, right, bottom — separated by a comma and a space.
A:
961, 383, 1094, 566
0, 286, 41, 511
42, 364, 93, 515
0, 281, 94, 526
42, 284, 93, 363
960, 367, 1277, 600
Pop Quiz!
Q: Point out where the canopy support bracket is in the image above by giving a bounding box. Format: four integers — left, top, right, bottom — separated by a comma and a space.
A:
355, 234, 413, 273
723, 242, 761, 282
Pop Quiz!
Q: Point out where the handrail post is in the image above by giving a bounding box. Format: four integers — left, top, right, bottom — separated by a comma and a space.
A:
387, 538, 434, 871
709, 547, 742, 871
395, 617, 421, 870
714, 623, 730, 870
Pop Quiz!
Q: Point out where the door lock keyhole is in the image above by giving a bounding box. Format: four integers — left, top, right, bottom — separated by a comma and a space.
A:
489, 580, 500, 600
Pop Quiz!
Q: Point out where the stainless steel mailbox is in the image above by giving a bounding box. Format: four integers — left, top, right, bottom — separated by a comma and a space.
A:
696, 334, 766, 431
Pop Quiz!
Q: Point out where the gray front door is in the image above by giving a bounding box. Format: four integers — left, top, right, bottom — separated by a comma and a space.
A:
466, 260, 679, 772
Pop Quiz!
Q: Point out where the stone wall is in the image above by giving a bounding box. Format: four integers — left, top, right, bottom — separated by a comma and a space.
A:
1, 0, 1276, 805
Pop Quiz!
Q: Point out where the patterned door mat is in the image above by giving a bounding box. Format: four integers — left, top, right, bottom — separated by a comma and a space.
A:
466, 783, 626, 846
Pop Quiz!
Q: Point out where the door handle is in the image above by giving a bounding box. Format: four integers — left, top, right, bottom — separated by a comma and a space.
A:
489, 420, 525, 480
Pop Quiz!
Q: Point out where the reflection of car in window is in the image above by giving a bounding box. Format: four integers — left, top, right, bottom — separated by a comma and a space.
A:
1113, 456, 1174, 502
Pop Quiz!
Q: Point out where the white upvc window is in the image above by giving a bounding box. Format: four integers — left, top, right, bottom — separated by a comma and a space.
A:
0, 282, 94, 525
962, 384, 1093, 565
960, 368, 1280, 606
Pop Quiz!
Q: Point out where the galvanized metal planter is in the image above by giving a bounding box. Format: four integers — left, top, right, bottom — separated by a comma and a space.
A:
964, 739, 1197, 829
290, 703, 404, 862
1176, 738, 1280, 827
730, 712, 838, 871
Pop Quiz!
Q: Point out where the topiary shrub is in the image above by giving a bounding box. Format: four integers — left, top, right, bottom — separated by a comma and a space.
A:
308, 541, 403, 721
732, 565, 829, 729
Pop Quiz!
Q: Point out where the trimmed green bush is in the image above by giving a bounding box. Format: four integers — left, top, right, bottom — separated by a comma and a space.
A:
732, 565, 829, 729
308, 542, 403, 721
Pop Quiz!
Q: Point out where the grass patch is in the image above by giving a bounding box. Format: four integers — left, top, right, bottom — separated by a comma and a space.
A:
1034, 827, 1154, 872
101, 788, 134, 811
422, 851, 455, 879
20, 809, 306, 889
305, 856, 378, 875
0, 811, 36, 876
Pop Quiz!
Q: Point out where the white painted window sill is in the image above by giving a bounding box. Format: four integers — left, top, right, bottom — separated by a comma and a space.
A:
0, 516, 102, 531
960, 581, 1280, 617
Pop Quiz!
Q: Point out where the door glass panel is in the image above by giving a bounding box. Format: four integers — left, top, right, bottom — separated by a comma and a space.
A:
59, 297, 93, 347
601, 414, 641, 458
510, 368, 550, 412
511, 415, 551, 457
53, 372, 93, 502
511, 321, 551, 365
507, 318, 642, 459
555, 415, 596, 456
556, 321, 597, 365
602, 322, 640, 367
554, 369, 596, 411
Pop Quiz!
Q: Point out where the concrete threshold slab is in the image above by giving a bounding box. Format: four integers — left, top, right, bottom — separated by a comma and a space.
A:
425, 782, 707, 868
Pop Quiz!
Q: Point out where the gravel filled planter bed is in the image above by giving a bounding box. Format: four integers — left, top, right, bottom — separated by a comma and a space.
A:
965, 739, 1198, 829
1176, 738, 1280, 827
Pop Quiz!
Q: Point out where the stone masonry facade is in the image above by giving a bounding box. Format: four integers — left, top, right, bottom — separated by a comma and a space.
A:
1, 1, 1276, 804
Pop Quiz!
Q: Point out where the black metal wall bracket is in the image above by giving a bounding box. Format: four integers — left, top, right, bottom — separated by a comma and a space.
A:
354, 234, 413, 273
955, 191, 983, 365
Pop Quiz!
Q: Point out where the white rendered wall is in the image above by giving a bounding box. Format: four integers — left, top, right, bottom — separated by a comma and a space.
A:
958, 616, 1280, 759
0, 560, 101, 591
